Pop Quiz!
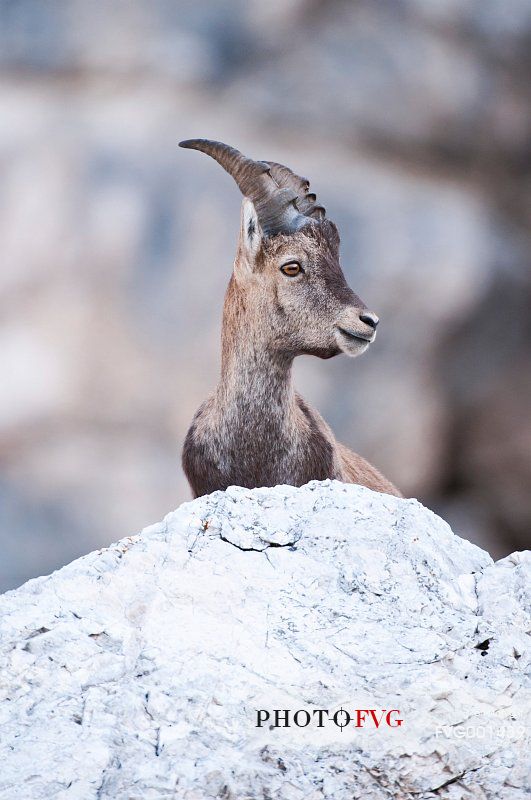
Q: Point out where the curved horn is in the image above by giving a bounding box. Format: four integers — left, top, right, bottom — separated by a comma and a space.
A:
179, 138, 325, 237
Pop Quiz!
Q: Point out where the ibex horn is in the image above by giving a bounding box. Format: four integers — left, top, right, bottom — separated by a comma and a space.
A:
179, 138, 325, 237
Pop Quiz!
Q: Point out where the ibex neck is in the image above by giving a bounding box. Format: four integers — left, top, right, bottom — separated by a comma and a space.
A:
217, 278, 295, 414
218, 344, 294, 409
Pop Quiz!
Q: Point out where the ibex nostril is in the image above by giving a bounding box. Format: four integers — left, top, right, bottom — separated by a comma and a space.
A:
360, 312, 379, 330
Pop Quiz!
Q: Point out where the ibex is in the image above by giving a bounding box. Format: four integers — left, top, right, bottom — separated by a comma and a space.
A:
180, 139, 401, 499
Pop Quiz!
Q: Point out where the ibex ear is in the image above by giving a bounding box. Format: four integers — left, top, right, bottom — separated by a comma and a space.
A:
236, 197, 262, 273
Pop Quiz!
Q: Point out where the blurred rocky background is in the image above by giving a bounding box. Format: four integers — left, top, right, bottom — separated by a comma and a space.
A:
0, 0, 529, 590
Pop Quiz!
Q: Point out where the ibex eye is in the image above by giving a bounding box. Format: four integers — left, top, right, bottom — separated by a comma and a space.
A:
280, 261, 303, 277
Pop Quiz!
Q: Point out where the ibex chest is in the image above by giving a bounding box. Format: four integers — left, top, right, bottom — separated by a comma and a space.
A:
182, 394, 338, 498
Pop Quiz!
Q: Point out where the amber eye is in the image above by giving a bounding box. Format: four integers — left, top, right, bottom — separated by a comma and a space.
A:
280, 261, 303, 277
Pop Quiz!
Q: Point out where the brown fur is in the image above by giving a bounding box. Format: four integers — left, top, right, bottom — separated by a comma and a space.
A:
182, 198, 401, 499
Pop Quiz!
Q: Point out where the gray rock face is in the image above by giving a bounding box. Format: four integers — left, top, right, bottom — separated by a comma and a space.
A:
1, 481, 529, 799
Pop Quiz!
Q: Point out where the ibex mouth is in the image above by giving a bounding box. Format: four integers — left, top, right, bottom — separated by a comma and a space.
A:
336, 326, 375, 344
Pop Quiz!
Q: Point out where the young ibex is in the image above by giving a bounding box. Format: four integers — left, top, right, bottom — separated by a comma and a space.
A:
180, 139, 401, 499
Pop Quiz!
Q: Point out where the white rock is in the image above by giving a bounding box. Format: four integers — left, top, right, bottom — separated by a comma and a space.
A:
0, 481, 529, 799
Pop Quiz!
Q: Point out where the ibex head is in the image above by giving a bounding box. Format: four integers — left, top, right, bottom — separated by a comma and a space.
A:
179, 139, 379, 359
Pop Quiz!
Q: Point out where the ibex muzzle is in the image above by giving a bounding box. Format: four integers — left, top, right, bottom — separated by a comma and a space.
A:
179, 139, 400, 499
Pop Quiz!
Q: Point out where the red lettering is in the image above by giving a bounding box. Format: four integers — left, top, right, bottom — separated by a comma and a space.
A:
386, 710, 403, 727
369, 709, 386, 728
355, 709, 369, 727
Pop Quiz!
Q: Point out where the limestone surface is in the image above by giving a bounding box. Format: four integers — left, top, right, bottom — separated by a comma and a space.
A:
0, 481, 529, 799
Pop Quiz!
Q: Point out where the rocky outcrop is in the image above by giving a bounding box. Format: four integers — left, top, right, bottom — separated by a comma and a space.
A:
1, 481, 529, 799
